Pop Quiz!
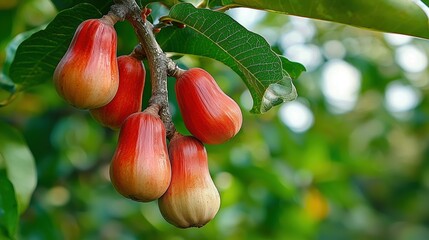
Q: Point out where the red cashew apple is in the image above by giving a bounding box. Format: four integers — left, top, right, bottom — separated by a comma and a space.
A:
175, 68, 242, 144
110, 106, 171, 202
53, 16, 119, 109
90, 55, 145, 129
158, 133, 220, 228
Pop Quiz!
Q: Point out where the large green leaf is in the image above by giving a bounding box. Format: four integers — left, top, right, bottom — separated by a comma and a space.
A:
8, 3, 101, 89
50, 0, 113, 12
157, 3, 303, 113
142, 0, 183, 8
1, 26, 44, 92
209, 0, 429, 40
0, 171, 18, 239
0, 122, 37, 214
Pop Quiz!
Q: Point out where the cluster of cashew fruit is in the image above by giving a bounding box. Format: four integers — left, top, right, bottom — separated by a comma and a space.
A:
53, 13, 242, 228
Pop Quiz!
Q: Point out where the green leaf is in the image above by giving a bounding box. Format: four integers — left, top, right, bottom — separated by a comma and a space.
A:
0, 74, 14, 93
157, 3, 299, 113
0, 122, 37, 214
211, 0, 429, 40
208, 0, 223, 8
1, 26, 44, 92
143, 0, 183, 8
50, 0, 113, 13
8, 3, 102, 89
0, 171, 18, 239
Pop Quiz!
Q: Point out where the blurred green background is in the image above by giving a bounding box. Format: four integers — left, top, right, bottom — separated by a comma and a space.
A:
1, 0, 429, 239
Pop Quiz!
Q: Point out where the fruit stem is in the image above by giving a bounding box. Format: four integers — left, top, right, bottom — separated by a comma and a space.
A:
170, 131, 183, 142
130, 44, 146, 59
111, 0, 176, 139
103, 10, 123, 25
143, 103, 160, 116
167, 61, 186, 78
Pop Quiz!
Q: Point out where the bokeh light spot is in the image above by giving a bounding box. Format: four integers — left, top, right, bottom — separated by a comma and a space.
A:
323, 40, 346, 59
385, 81, 421, 113
322, 59, 361, 113
228, 8, 266, 31
395, 45, 428, 73
284, 44, 323, 71
240, 89, 253, 111
45, 186, 70, 207
278, 99, 314, 133
215, 172, 234, 190
384, 33, 412, 46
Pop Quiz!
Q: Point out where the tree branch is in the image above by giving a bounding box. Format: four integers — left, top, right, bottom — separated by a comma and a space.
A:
111, 0, 176, 139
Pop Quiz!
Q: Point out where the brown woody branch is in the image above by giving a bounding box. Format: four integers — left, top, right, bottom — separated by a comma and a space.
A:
111, 0, 177, 139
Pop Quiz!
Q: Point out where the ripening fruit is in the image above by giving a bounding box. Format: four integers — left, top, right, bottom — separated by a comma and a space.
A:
90, 55, 145, 129
110, 106, 171, 202
175, 68, 242, 144
53, 16, 119, 109
158, 133, 220, 228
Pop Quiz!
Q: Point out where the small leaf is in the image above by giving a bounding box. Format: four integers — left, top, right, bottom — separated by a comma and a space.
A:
211, 0, 429, 40
0, 171, 18, 239
0, 122, 37, 214
8, 3, 102, 89
157, 3, 300, 113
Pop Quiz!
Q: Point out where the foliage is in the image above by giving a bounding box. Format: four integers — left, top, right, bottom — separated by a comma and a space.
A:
0, 122, 37, 214
8, 4, 102, 90
157, 3, 302, 113
0, 172, 18, 239
1, 0, 429, 239
208, 0, 429, 39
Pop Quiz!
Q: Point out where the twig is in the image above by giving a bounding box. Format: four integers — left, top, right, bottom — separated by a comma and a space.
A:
111, 0, 177, 139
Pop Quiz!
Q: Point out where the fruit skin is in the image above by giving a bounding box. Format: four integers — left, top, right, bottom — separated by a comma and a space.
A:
110, 107, 171, 202
158, 133, 220, 228
53, 17, 119, 109
175, 68, 242, 144
90, 55, 145, 129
